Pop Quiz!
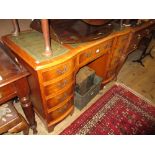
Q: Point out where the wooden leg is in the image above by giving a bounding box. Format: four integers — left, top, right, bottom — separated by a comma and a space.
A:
19, 96, 37, 134
8, 114, 29, 135
14, 77, 37, 134
23, 127, 29, 135
100, 83, 105, 89
20, 115, 29, 135
70, 109, 74, 116
48, 125, 55, 133
113, 76, 117, 81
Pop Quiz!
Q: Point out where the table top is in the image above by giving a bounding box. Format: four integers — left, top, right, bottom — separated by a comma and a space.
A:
8, 31, 70, 62
2, 20, 155, 71
0, 42, 29, 87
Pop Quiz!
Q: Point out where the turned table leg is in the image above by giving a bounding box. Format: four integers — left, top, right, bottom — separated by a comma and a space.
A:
14, 77, 37, 134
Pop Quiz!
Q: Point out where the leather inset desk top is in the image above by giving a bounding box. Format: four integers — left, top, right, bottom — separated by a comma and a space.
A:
9, 31, 70, 62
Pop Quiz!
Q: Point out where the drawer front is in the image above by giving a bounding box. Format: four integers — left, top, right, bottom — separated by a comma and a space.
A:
46, 85, 74, 109
111, 34, 130, 65
133, 26, 155, 44
116, 34, 130, 52
106, 34, 130, 80
128, 40, 139, 53
135, 23, 155, 38
42, 59, 76, 82
43, 72, 75, 97
0, 84, 16, 104
79, 39, 113, 66
47, 98, 73, 121
117, 34, 129, 44
128, 25, 155, 53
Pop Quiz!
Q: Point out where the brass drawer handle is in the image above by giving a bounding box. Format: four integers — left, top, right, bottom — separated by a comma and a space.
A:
104, 44, 108, 49
103, 42, 112, 49
145, 29, 150, 34
95, 48, 100, 53
0, 93, 2, 98
137, 34, 141, 40
107, 43, 112, 49
84, 52, 92, 58
56, 65, 68, 75
57, 79, 68, 89
90, 91, 94, 96
133, 44, 137, 49
57, 92, 68, 102
57, 103, 69, 113
57, 101, 72, 113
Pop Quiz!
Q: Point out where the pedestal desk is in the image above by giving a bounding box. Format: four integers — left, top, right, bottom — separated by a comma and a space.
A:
2, 20, 155, 132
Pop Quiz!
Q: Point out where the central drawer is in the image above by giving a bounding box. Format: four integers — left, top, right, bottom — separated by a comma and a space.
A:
79, 39, 113, 66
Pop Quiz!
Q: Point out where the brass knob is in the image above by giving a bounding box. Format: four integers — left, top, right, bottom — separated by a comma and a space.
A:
145, 29, 150, 34
133, 44, 137, 49
57, 79, 68, 88
95, 49, 100, 53
57, 104, 68, 113
57, 92, 68, 102
137, 34, 141, 40
85, 52, 92, 58
56, 65, 67, 75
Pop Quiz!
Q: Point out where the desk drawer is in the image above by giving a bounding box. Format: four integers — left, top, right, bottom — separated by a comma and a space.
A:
42, 59, 76, 82
43, 72, 75, 96
46, 84, 74, 109
79, 39, 113, 66
117, 34, 129, 44
47, 98, 73, 121
0, 84, 16, 104
127, 26, 154, 53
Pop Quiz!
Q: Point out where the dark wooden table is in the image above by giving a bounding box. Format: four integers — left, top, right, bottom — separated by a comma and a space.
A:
0, 42, 37, 134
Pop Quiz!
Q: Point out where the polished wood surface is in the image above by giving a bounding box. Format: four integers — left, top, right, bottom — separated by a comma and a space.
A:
2, 20, 155, 132
0, 43, 37, 134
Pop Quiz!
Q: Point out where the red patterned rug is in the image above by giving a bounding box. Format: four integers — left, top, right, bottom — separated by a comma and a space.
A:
60, 83, 155, 135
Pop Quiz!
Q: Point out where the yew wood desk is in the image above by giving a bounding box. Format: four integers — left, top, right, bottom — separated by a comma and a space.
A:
2, 20, 155, 132
0, 42, 37, 134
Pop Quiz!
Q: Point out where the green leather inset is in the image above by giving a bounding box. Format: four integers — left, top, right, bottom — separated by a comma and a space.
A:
9, 31, 69, 62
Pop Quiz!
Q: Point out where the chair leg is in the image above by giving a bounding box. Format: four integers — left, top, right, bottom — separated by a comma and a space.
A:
23, 126, 29, 135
